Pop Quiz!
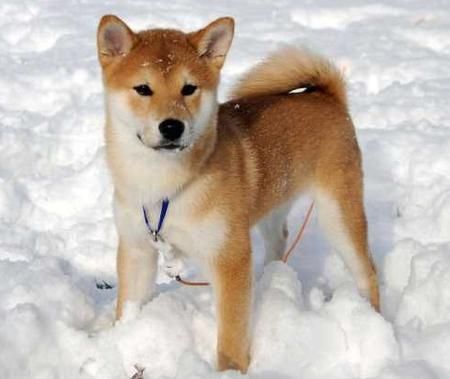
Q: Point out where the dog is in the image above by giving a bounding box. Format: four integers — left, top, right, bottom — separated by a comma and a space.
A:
97, 15, 379, 373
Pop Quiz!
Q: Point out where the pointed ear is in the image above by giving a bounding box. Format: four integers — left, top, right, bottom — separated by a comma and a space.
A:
97, 15, 136, 66
188, 17, 234, 70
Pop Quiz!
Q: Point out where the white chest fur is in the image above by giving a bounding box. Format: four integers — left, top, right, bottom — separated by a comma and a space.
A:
113, 178, 228, 262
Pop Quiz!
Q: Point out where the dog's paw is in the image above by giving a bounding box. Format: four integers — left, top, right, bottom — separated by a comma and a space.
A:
119, 301, 140, 323
163, 256, 185, 278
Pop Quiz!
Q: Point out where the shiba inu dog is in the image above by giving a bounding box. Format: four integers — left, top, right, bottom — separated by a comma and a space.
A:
97, 15, 379, 373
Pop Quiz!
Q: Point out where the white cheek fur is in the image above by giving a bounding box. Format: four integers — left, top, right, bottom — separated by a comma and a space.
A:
106, 90, 160, 146
190, 90, 217, 143
106, 91, 139, 127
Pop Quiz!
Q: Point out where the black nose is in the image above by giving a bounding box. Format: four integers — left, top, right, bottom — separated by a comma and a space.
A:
158, 119, 185, 141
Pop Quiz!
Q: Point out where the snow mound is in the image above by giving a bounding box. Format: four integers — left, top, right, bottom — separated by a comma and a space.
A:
1, 0, 450, 378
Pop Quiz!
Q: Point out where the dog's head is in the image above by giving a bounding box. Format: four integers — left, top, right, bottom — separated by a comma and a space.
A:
97, 16, 234, 153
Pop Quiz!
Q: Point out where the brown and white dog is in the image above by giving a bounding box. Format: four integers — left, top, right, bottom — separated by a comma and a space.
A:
97, 15, 379, 373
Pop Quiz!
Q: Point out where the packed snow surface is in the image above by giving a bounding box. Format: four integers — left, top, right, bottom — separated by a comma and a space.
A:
1, 0, 450, 378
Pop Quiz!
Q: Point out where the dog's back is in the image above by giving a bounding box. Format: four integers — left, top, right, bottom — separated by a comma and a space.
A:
216, 47, 359, 223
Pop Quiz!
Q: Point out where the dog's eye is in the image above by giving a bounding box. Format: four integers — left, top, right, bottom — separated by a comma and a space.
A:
133, 84, 153, 96
181, 84, 197, 96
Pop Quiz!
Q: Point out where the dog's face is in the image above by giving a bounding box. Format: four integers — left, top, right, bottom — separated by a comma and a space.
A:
97, 16, 234, 153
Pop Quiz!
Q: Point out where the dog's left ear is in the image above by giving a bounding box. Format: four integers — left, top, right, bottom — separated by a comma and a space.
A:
189, 17, 234, 70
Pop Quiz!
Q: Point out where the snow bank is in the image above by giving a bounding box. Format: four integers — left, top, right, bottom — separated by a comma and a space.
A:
1, 0, 450, 378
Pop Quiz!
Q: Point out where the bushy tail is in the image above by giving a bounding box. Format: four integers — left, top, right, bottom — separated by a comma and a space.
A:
230, 46, 347, 107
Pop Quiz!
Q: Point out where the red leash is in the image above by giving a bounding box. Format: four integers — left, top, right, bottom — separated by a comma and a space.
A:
176, 201, 315, 286
281, 201, 315, 263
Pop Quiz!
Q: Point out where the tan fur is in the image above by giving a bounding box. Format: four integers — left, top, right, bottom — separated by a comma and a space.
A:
97, 15, 379, 374
231, 46, 347, 107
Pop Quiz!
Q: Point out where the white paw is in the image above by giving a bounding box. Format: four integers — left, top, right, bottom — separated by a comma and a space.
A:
120, 301, 140, 323
163, 256, 185, 278
155, 241, 186, 279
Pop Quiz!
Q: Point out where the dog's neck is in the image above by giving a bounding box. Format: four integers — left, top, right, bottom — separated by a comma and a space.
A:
105, 116, 218, 207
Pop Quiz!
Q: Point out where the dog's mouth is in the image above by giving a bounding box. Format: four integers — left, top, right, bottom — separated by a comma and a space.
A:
153, 143, 187, 151
137, 133, 187, 152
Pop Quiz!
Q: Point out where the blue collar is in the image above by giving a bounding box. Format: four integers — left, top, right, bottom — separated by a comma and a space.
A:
142, 198, 170, 242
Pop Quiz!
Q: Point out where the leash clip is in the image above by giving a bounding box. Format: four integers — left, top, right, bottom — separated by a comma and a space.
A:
142, 197, 170, 243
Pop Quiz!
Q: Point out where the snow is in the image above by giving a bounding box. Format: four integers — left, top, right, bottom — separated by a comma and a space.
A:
1, 0, 450, 378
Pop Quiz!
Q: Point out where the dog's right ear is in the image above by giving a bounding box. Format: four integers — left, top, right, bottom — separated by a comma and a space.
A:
97, 15, 136, 66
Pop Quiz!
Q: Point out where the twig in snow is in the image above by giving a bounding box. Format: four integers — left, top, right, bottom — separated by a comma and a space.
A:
130, 364, 145, 379
95, 279, 114, 290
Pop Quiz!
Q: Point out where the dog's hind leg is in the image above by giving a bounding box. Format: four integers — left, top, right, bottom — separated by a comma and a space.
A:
257, 202, 292, 264
315, 168, 380, 311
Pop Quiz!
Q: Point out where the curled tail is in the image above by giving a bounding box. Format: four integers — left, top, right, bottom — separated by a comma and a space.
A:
230, 46, 347, 107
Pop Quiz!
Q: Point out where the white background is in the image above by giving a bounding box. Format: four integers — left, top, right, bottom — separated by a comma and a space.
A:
0, 1, 449, 378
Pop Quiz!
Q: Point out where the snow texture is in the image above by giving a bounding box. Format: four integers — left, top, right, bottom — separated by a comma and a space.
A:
1, 0, 450, 378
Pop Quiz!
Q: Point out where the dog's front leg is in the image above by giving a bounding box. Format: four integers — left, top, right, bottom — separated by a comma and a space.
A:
116, 238, 158, 321
213, 231, 252, 373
